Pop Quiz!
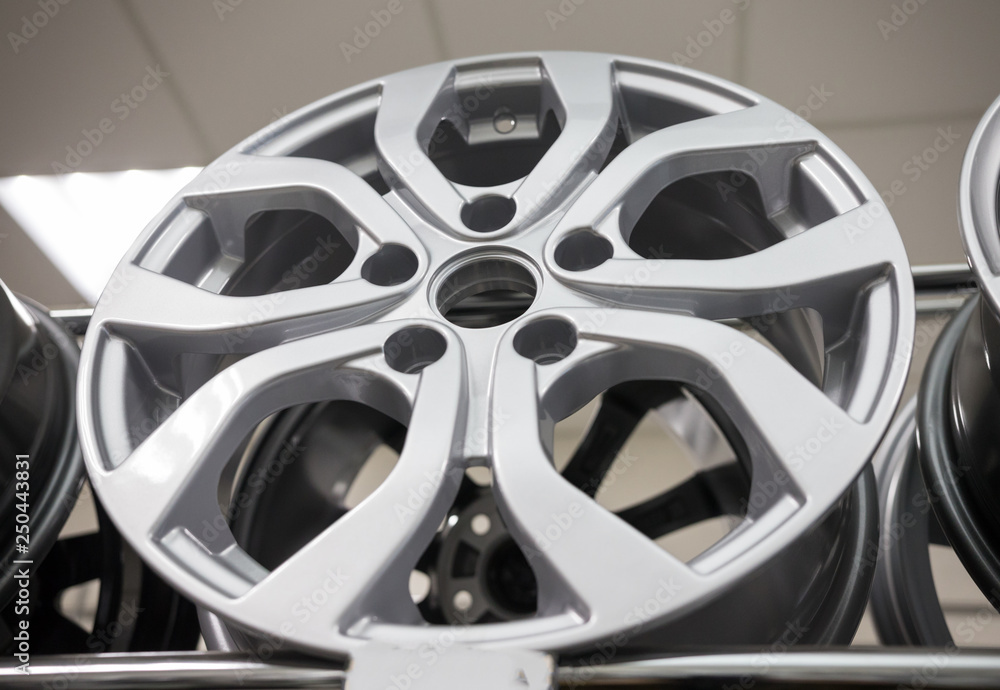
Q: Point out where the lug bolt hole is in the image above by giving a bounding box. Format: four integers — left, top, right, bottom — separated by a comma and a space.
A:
514, 317, 577, 365
384, 327, 447, 374
461, 196, 516, 233
362, 244, 418, 286
554, 229, 614, 271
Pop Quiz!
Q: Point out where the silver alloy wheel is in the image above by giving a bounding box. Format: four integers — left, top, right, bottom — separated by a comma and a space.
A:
961, 94, 1000, 325
78, 52, 914, 658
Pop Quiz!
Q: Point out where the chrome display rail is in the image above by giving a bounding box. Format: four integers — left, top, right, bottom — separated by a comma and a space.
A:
2, 649, 1000, 689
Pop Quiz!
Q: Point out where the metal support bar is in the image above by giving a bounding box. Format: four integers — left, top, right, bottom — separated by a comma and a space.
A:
0, 653, 346, 689
3, 649, 1000, 689
563, 649, 1000, 688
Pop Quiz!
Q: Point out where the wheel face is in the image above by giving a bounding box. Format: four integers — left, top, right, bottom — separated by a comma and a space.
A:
961, 94, 1000, 324
957, 95, 1000, 526
78, 52, 914, 657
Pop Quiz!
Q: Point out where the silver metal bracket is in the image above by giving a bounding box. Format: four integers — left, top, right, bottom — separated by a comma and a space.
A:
347, 644, 554, 690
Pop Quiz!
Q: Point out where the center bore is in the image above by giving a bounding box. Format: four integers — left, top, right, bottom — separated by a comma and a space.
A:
435, 255, 537, 329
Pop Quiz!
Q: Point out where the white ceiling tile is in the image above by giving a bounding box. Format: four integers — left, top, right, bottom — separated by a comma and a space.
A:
430, 0, 742, 82
822, 116, 980, 266
127, 0, 446, 156
744, 0, 1000, 126
0, 0, 208, 175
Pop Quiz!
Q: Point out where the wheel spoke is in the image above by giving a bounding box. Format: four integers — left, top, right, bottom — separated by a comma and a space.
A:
238, 328, 466, 634
616, 463, 748, 540
182, 153, 424, 261
374, 60, 471, 233
541, 308, 866, 512
97, 265, 408, 356
91, 321, 453, 578
553, 100, 814, 236
36, 533, 104, 593
509, 53, 617, 226
551, 201, 898, 331
375, 54, 617, 234
560, 380, 681, 496
491, 337, 696, 617
95, 153, 427, 357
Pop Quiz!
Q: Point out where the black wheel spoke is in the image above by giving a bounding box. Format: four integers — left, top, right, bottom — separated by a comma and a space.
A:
561, 381, 681, 496
616, 463, 748, 539
35, 532, 104, 593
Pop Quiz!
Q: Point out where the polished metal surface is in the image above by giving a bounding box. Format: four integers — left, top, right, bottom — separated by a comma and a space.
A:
5, 649, 1000, 689
561, 649, 1000, 688
0, 653, 346, 689
76, 52, 914, 658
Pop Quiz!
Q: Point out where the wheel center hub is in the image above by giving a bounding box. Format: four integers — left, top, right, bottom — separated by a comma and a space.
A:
434, 252, 539, 330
